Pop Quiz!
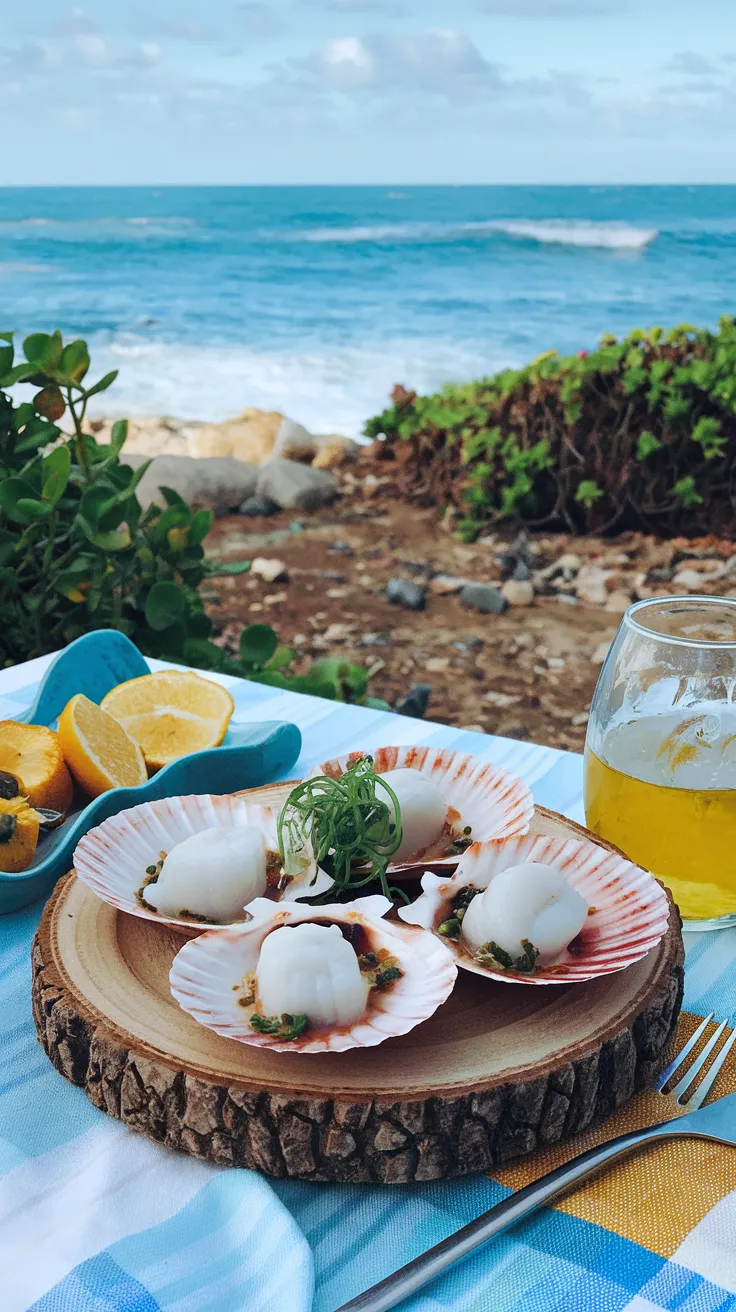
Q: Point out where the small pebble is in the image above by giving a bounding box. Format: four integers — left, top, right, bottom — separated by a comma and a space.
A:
251, 557, 289, 584
459, 583, 507, 615
394, 684, 431, 718
386, 578, 426, 611
501, 579, 534, 608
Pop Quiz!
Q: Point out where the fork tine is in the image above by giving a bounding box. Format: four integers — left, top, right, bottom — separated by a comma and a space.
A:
670, 1018, 728, 1104
686, 1026, 736, 1110
656, 1012, 714, 1091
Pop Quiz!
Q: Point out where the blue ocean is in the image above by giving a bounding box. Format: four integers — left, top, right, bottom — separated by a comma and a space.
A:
0, 186, 734, 436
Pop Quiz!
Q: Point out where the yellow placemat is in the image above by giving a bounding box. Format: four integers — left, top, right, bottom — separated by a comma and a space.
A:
492, 1013, 736, 1257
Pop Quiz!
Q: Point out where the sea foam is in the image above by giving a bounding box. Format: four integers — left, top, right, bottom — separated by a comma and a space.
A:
82, 333, 507, 439
300, 218, 658, 250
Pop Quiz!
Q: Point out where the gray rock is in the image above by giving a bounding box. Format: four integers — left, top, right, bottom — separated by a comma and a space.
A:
256, 457, 338, 512
459, 583, 508, 615
327, 540, 355, 556
395, 684, 431, 719
238, 493, 280, 517
135, 455, 258, 517
386, 578, 426, 611
274, 416, 316, 462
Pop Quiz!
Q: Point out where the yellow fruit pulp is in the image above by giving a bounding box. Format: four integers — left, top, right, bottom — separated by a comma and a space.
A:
0, 721, 74, 812
57, 694, 148, 798
100, 670, 234, 769
0, 796, 40, 872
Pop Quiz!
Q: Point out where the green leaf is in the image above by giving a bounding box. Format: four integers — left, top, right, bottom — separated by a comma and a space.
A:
208, 558, 251, 577
3, 363, 38, 386
82, 369, 118, 400
145, 580, 187, 631
23, 331, 62, 371
155, 486, 187, 509
0, 332, 14, 344
265, 645, 294, 671
189, 508, 213, 545
183, 637, 224, 670
16, 497, 52, 523
574, 480, 604, 508
42, 445, 71, 505
239, 623, 278, 670
60, 340, 90, 384
636, 430, 661, 460
0, 477, 47, 524
91, 526, 132, 551
15, 416, 60, 454
0, 345, 13, 379
110, 419, 128, 455
79, 485, 114, 527
674, 475, 703, 507
151, 503, 190, 542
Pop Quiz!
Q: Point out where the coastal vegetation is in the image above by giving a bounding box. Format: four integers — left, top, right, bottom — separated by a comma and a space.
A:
365, 317, 736, 541
0, 330, 382, 705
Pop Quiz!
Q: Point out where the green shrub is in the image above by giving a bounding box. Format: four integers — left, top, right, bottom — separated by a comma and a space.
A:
0, 330, 384, 706
364, 317, 736, 538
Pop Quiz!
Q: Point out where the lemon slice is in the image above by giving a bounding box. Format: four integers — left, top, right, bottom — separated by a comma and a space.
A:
0, 721, 74, 812
100, 670, 234, 770
57, 695, 147, 797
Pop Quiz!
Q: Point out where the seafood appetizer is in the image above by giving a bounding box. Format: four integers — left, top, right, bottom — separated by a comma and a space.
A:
73, 792, 333, 930
399, 832, 669, 985
169, 894, 458, 1053
305, 746, 533, 876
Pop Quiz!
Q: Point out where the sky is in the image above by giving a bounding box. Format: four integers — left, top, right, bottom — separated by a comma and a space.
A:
2, 0, 736, 184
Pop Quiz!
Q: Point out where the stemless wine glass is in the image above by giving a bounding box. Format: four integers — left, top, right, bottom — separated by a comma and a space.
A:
584, 595, 736, 932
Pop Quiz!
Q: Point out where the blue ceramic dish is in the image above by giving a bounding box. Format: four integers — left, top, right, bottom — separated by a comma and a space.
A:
1, 631, 301, 914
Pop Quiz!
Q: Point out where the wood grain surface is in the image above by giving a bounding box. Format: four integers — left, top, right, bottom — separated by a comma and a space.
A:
32, 799, 685, 1183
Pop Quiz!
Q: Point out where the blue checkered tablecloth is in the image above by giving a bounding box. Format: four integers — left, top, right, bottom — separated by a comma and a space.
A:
2, 654, 734, 1312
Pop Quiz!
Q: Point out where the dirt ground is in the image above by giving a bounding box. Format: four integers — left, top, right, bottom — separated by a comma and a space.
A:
204, 498, 648, 754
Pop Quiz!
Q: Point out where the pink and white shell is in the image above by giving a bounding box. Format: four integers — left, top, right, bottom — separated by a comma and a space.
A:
73, 792, 333, 931
169, 894, 458, 1053
398, 833, 670, 985
311, 745, 534, 871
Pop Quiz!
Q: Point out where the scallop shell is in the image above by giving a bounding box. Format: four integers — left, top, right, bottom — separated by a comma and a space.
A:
73, 793, 333, 931
311, 746, 534, 872
398, 833, 670, 986
169, 894, 458, 1053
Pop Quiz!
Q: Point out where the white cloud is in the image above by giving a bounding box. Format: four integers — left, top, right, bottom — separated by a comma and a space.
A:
321, 37, 375, 86
299, 27, 502, 100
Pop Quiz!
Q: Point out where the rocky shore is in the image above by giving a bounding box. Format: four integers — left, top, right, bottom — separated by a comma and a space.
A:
100, 409, 736, 752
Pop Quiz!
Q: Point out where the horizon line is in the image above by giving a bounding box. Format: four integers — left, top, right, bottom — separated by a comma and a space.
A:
1, 181, 736, 189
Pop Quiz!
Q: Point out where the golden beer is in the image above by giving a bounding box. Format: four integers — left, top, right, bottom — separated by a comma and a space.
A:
585, 711, 736, 922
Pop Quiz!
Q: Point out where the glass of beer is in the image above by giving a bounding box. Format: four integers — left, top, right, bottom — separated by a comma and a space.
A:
584, 596, 736, 931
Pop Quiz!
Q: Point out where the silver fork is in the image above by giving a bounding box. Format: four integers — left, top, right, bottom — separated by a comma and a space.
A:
337, 1013, 736, 1312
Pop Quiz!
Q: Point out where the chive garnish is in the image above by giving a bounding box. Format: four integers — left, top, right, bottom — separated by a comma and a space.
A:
277, 755, 404, 902
249, 1013, 308, 1041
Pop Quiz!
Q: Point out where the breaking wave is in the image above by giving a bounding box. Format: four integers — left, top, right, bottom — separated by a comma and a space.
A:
300, 218, 659, 250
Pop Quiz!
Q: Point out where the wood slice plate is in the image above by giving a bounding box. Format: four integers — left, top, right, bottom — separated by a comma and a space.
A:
32, 792, 684, 1184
